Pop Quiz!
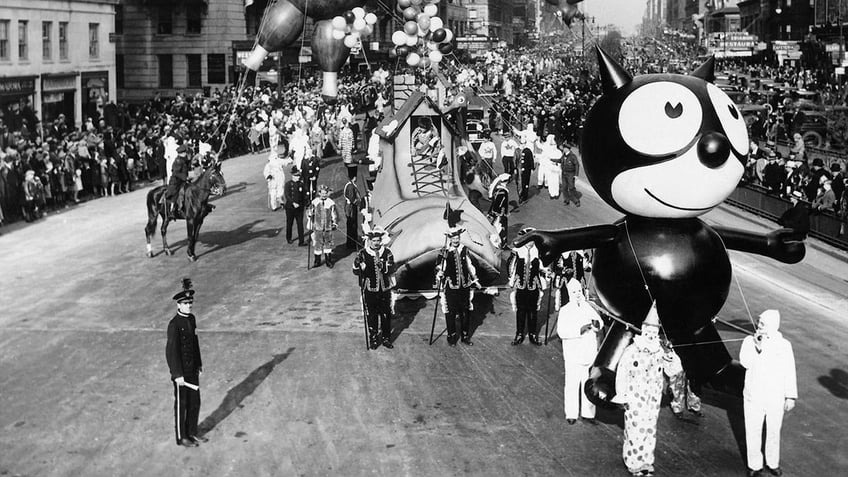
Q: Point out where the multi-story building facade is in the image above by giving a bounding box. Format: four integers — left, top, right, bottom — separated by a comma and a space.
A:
0, 0, 117, 130
115, 0, 248, 102
462, 0, 513, 44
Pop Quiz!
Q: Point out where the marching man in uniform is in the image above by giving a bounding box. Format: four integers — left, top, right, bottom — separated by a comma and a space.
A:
557, 276, 601, 424
165, 279, 206, 447
352, 226, 396, 349
508, 240, 547, 346
435, 226, 479, 346
307, 184, 338, 268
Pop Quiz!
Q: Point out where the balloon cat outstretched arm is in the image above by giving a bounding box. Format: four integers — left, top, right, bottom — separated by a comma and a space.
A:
512, 225, 618, 266
714, 226, 805, 264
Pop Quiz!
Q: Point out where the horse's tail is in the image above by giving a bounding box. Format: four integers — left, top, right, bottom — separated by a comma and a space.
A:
145, 186, 165, 241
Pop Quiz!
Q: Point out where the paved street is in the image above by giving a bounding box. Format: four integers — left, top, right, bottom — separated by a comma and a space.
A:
0, 148, 846, 476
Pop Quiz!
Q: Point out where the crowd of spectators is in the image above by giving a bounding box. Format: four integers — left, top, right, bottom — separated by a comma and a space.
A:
0, 66, 389, 230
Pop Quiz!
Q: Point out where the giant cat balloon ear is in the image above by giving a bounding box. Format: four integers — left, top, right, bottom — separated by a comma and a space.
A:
690, 56, 717, 83
595, 45, 632, 94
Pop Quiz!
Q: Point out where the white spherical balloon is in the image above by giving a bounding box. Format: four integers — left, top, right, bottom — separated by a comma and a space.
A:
353, 18, 366, 31
344, 34, 358, 48
429, 17, 443, 32
423, 4, 438, 16
443, 28, 453, 43
406, 52, 421, 66
332, 29, 346, 40
428, 50, 442, 63
392, 31, 407, 46
405, 34, 418, 47
365, 13, 378, 25
332, 16, 346, 31
352, 7, 366, 18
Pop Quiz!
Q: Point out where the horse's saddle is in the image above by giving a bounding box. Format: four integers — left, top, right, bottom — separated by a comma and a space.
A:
162, 185, 189, 219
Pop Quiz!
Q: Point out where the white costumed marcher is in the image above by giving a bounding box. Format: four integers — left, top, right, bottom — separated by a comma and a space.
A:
263, 149, 288, 211
557, 277, 601, 424
739, 309, 797, 477
541, 135, 562, 198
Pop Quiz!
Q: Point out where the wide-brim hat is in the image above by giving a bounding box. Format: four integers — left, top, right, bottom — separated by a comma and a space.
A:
488, 173, 511, 199
444, 226, 465, 238
318, 184, 331, 194
290, 165, 301, 176
365, 225, 389, 240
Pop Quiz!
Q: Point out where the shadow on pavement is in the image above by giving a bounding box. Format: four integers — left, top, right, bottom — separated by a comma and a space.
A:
198, 347, 295, 437
186, 220, 280, 257
818, 368, 848, 399
391, 297, 428, 342
216, 181, 254, 197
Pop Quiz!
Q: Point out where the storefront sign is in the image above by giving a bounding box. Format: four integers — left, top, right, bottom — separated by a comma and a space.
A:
42, 75, 77, 92
0, 77, 36, 95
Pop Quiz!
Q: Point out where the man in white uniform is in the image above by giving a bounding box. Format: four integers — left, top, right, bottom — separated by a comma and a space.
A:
557, 277, 601, 424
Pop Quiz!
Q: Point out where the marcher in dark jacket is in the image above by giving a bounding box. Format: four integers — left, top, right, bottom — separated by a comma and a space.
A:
777, 191, 810, 240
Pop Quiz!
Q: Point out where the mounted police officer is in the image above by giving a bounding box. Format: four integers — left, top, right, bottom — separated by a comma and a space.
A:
166, 143, 190, 218
165, 279, 206, 447
435, 226, 479, 346
353, 226, 396, 349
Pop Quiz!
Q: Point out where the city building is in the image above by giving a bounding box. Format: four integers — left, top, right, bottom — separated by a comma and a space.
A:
115, 0, 247, 102
0, 0, 117, 130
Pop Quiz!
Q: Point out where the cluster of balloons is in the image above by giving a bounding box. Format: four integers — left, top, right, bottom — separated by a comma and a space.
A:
389, 0, 454, 68
330, 7, 378, 49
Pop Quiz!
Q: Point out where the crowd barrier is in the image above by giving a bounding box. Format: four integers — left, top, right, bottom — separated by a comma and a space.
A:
725, 183, 848, 251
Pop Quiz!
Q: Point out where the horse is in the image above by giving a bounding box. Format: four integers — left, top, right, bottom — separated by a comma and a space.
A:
144, 162, 226, 261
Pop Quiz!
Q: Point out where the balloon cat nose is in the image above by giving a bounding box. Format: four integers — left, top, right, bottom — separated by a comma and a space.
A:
697, 132, 731, 169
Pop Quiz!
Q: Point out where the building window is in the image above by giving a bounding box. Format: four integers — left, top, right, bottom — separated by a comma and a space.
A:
187, 54, 202, 87
207, 53, 226, 83
187, 9, 202, 34
158, 54, 173, 88
117, 54, 125, 88
59, 22, 68, 60
18, 20, 27, 60
0, 21, 8, 61
89, 23, 99, 58
42, 21, 52, 60
115, 5, 124, 35
158, 7, 173, 35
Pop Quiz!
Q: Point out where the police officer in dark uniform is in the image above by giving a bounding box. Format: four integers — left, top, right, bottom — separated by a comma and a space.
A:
353, 226, 396, 349
435, 227, 479, 346
166, 144, 190, 217
518, 141, 535, 203
283, 166, 307, 245
508, 241, 547, 346
165, 279, 206, 447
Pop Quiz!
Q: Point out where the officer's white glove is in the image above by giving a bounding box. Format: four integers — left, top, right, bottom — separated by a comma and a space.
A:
174, 376, 186, 386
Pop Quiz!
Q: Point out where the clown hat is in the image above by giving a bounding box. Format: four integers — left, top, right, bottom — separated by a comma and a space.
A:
643, 301, 661, 328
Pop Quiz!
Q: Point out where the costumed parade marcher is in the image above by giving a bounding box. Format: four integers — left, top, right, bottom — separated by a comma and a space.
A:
561, 144, 581, 207
283, 166, 306, 246
551, 250, 589, 310
263, 148, 287, 211
435, 227, 479, 346
612, 302, 681, 477
165, 279, 207, 447
302, 152, 321, 201
740, 310, 797, 477
352, 226, 397, 350
666, 345, 703, 419
307, 184, 339, 268
165, 144, 190, 217
487, 173, 511, 249
557, 276, 601, 424
344, 175, 362, 250
500, 132, 519, 183
508, 241, 547, 346
517, 139, 535, 203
